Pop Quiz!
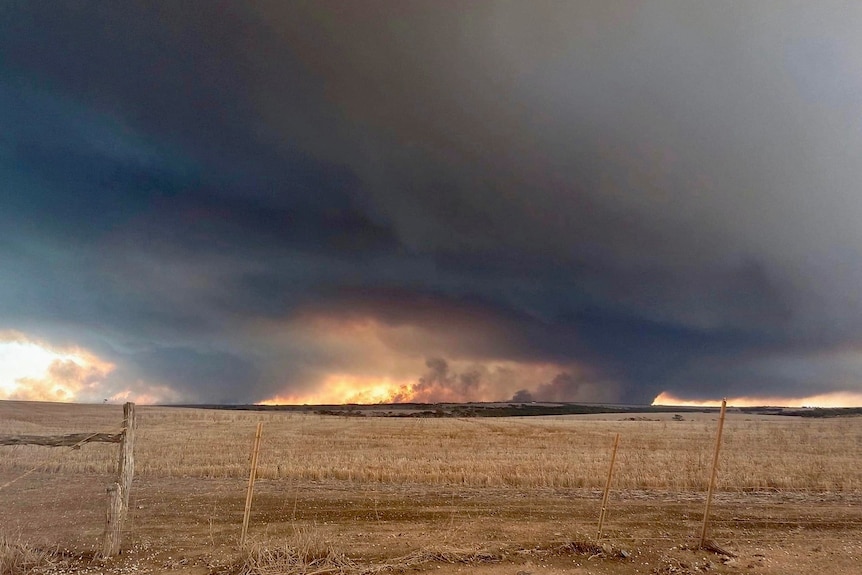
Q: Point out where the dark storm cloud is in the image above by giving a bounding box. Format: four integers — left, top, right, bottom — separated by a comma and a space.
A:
3, 2, 862, 403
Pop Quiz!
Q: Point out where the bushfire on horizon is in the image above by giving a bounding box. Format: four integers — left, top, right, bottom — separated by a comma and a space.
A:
2, 334, 861, 408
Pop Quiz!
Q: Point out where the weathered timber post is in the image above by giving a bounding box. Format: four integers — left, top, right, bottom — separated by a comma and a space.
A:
101, 483, 123, 557
596, 432, 620, 541
102, 402, 135, 556
700, 398, 727, 548
240, 422, 263, 548
118, 402, 136, 513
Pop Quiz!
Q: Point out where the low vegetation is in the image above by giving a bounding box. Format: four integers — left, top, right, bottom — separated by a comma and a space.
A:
1, 401, 861, 492
0, 534, 61, 575
2, 401, 862, 574
218, 528, 503, 575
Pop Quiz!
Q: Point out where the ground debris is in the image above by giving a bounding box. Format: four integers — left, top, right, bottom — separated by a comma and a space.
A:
556, 540, 632, 560
700, 539, 736, 557
652, 557, 694, 575
212, 544, 503, 575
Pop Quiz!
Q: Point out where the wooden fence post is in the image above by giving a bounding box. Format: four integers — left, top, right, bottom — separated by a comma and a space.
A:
241, 422, 263, 548
118, 402, 136, 513
101, 483, 123, 557
102, 402, 136, 556
700, 398, 727, 548
596, 432, 620, 541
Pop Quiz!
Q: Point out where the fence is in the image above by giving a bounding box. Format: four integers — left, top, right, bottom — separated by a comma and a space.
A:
1, 402, 861, 564
0, 402, 136, 557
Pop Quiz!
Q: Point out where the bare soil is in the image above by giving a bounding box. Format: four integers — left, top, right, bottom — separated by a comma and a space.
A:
2, 471, 861, 575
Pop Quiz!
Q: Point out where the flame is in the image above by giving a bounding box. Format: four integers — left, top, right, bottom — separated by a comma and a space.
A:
652, 390, 862, 408
260, 374, 415, 405
258, 358, 578, 405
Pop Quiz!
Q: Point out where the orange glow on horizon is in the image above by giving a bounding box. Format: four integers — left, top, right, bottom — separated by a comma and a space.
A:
259, 374, 417, 405
257, 359, 580, 406
652, 390, 862, 408
253, 311, 602, 406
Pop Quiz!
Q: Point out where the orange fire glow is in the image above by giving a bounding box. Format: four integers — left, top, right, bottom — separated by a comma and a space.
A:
257, 358, 576, 406
652, 390, 862, 408
259, 374, 417, 405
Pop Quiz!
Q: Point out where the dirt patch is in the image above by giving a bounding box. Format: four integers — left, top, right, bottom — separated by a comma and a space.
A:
2, 472, 861, 574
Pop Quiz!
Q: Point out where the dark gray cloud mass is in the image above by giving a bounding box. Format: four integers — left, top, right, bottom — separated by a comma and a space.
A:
2, 2, 862, 404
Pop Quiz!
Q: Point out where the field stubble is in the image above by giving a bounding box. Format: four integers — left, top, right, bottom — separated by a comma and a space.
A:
2, 403, 861, 491
2, 401, 862, 575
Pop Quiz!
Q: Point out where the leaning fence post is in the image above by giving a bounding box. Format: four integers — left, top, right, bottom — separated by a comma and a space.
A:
118, 402, 136, 513
700, 398, 727, 548
241, 422, 263, 548
101, 483, 123, 557
596, 432, 620, 540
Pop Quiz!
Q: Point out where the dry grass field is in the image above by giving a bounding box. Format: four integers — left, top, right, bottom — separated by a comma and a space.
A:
2, 401, 862, 574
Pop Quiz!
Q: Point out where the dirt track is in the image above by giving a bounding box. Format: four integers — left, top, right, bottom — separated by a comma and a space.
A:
3, 471, 861, 574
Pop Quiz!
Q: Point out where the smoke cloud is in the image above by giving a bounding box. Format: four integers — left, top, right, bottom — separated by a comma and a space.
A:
2, 3, 862, 404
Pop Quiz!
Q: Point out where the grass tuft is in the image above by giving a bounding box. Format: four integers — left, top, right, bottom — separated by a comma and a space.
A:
0, 534, 61, 575
215, 527, 502, 575
218, 528, 354, 575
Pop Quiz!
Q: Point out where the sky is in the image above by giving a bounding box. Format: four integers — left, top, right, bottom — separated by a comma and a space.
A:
2, 2, 862, 406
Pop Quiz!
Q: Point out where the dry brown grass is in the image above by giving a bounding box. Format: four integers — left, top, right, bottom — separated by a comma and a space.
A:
0, 534, 61, 575
223, 527, 354, 575
2, 401, 862, 492
217, 526, 505, 575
